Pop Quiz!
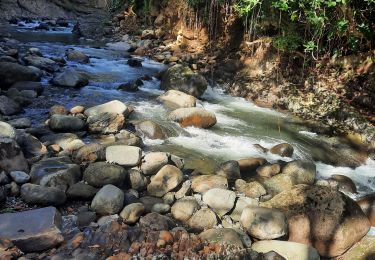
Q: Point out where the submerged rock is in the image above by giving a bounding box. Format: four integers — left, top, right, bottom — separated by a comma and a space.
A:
65, 48, 90, 63
135, 120, 167, 140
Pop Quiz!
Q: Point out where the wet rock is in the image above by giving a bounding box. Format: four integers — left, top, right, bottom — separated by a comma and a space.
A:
87, 112, 124, 134
106, 145, 142, 166
21, 183, 66, 206
256, 163, 281, 178
23, 55, 58, 72
83, 162, 127, 188
67, 182, 98, 200
270, 143, 294, 157
9, 81, 43, 96
72, 143, 105, 164
327, 174, 357, 194
338, 235, 375, 260
49, 114, 86, 132
252, 240, 320, 260
0, 96, 21, 116
261, 185, 370, 257
158, 90, 196, 109
30, 157, 81, 191
140, 152, 169, 175
147, 165, 183, 197
161, 64, 208, 97
237, 157, 267, 180
106, 41, 131, 51
199, 228, 244, 248
152, 203, 171, 214
65, 49, 89, 63
139, 196, 164, 213
230, 197, 259, 222
171, 196, 199, 222
129, 168, 147, 191
188, 208, 218, 232
135, 120, 167, 140
70, 105, 85, 114
8, 118, 31, 129
191, 175, 228, 194
0, 121, 16, 139
235, 179, 267, 198
169, 107, 217, 128
120, 203, 145, 224
10, 171, 30, 184
84, 100, 128, 117
49, 105, 68, 116
51, 68, 89, 88
77, 211, 96, 228
0, 207, 64, 252
28, 47, 42, 56
91, 184, 124, 215
139, 212, 169, 231
0, 137, 29, 173
357, 193, 375, 226
127, 58, 142, 67
0, 62, 41, 88
216, 160, 241, 181
118, 82, 139, 92
40, 133, 80, 151
203, 188, 236, 216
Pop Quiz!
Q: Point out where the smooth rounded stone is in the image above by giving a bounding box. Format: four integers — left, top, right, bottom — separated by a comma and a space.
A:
230, 197, 259, 222
135, 120, 167, 140
338, 235, 375, 260
8, 118, 32, 129
327, 174, 357, 194
9, 181, 20, 196
87, 112, 124, 134
66, 182, 98, 200
120, 203, 145, 224
216, 160, 241, 181
356, 193, 375, 226
0, 62, 41, 88
158, 90, 196, 109
140, 152, 169, 175
97, 214, 119, 226
128, 168, 147, 191
91, 184, 124, 215
199, 228, 244, 248
240, 206, 287, 240
256, 163, 281, 178
84, 100, 128, 117
72, 143, 105, 164
123, 190, 140, 205
29, 157, 81, 191
28, 47, 42, 56
203, 188, 236, 216
169, 107, 217, 128
0, 95, 21, 116
163, 192, 175, 205
51, 68, 88, 88
171, 196, 200, 222
65, 49, 90, 63
139, 212, 169, 231
106, 145, 142, 167
261, 185, 370, 257
70, 105, 85, 114
147, 165, 183, 197
40, 133, 79, 150
77, 211, 96, 228
270, 143, 294, 157
139, 196, 164, 213
160, 64, 208, 97
23, 55, 58, 72
252, 240, 320, 260
10, 81, 43, 95
127, 58, 142, 67
10, 171, 30, 184
21, 183, 66, 206
237, 157, 267, 180
49, 105, 68, 116
235, 179, 267, 199
175, 180, 192, 199
49, 115, 85, 132
0, 171, 10, 185
83, 162, 127, 188
16, 132, 47, 159
21, 89, 37, 99
0, 137, 29, 173
0, 121, 16, 139
152, 203, 171, 214
191, 175, 228, 194
188, 208, 218, 232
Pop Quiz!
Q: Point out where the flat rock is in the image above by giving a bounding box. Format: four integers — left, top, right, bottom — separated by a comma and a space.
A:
49, 114, 86, 132
87, 112, 125, 134
147, 165, 183, 197
21, 183, 66, 206
202, 188, 236, 216
191, 175, 228, 194
51, 68, 88, 88
106, 145, 142, 167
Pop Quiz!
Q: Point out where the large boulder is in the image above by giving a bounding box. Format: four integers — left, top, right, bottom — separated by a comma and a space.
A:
87, 112, 125, 134
356, 193, 375, 226
51, 68, 89, 88
0, 62, 41, 88
106, 145, 142, 167
169, 107, 217, 128
0, 207, 64, 252
84, 100, 128, 117
49, 114, 86, 132
135, 120, 167, 140
161, 65, 208, 97
0, 96, 21, 116
147, 165, 183, 197
261, 185, 370, 257
91, 184, 124, 215
202, 188, 236, 216
0, 137, 29, 173
21, 183, 66, 206
270, 143, 294, 157
65, 49, 90, 63
158, 90, 196, 109
23, 55, 58, 72
83, 162, 127, 188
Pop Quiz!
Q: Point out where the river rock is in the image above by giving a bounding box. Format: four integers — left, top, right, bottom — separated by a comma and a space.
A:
70, 105, 85, 114
139, 196, 164, 213
72, 143, 105, 164
83, 162, 127, 188
127, 58, 142, 67
106, 145, 142, 166
49, 105, 68, 116
256, 163, 281, 178
84, 100, 128, 117
8, 118, 31, 128
230, 197, 259, 222
188, 208, 218, 232
0, 121, 16, 139
135, 120, 167, 140
9, 81, 43, 95
175, 180, 192, 199
161, 64, 208, 97
152, 203, 171, 214
158, 90, 196, 109
339, 235, 375, 260
66, 182, 98, 200
216, 160, 241, 181
0, 62, 41, 88
140, 152, 169, 175
0, 137, 29, 173
139, 212, 169, 231
203, 188, 236, 216
49, 114, 86, 132
357, 193, 375, 226
169, 107, 217, 128
87, 112, 124, 134
147, 165, 183, 197
270, 143, 294, 157
10, 171, 30, 184
120, 203, 145, 224
128, 168, 147, 191
51, 68, 89, 88
0, 207, 64, 252
235, 179, 267, 198
252, 240, 320, 260
199, 228, 244, 248
261, 185, 370, 257
0, 96, 21, 116
23, 55, 58, 72
40, 133, 80, 151
106, 41, 131, 51
21, 183, 66, 206
191, 175, 228, 194
65, 49, 89, 63
91, 184, 124, 215
171, 196, 200, 222
237, 157, 267, 179
327, 174, 357, 194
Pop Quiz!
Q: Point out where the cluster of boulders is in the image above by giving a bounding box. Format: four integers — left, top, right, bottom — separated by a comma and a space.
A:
9, 17, 70, 31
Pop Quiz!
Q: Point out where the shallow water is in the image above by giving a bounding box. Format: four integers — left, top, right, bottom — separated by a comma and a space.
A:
3, 21, 375, 198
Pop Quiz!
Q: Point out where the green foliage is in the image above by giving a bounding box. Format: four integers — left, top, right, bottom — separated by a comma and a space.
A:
272, 34, 301, 52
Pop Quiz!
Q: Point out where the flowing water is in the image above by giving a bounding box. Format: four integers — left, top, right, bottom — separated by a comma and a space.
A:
3, 21, 375, 199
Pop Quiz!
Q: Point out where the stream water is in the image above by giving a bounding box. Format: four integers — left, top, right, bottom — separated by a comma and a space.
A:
3, 21, 375, 199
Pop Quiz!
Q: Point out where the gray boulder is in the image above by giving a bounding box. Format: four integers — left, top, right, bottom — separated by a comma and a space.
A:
51, 68, 89, 88
21, 183, 66, 206
91, 184, 124, 215
65, 49, 90, 63
0, 96, 21, 116
0, 137, 29, 173
49, 114, 86, 132
0, 62, 41, 88
83, 162, 127, 188
147, 165, 183, 197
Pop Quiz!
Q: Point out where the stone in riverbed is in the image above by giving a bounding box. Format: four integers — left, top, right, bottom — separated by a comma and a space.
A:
51, 68, 89, 88
83, 162, 127, 188
49, 114, 86, 132
23, 55, 58, 72
199, 228, 244, 248
147, 165, 183, 197
139, 212, 169, 231
0, 137, 29, 173
230, 197, 258, 222
256, 163, 281, 178
237, 157, 267, 180
158, 90, 196, 109
188, 208, 218, 232
169, 107, 217, 128
202, 188, 236, 216
106, 145, 142, 167
191, 175, 228, 194
0, 62, 41, 88
140, 152, 169, 175
67, 182, 98, 200
0, 95, 21, 116
129, 168, 147, 191
84, 100, 128, 117
21, 183, 66, 206
120, 203, 145, 224
10, 81, 43, 95
72, 143, 105, 164
0, 121, 16, 139
357, 193, 375, 226
87, 112, 125, 134
270, 143, 294, 157
135, 120, 167, 140
10, 171, 30, 184
171, 196, 199, 222
235, 179, 267, 199
0, 207, 64, 252
8, 118, 32, 129
327, 174, 357, 194
216, 160, 241, 181
338, 235, 375, 260
16, 132, 48, 159
91, 184, 124, 215
65, 48, 90, 63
